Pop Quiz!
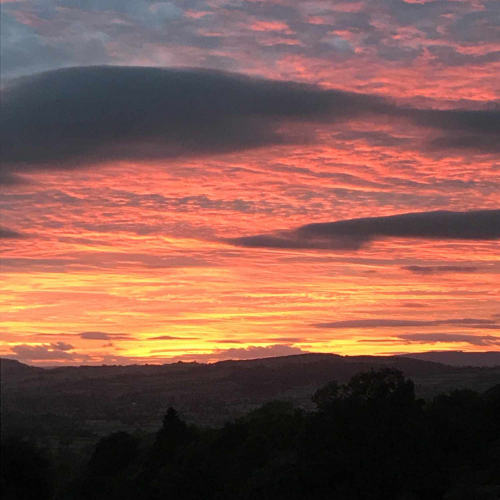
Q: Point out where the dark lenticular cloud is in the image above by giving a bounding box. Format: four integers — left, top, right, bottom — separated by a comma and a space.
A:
314, 318, 499, 329
0, 226, 25, 239
0, 66, 387, 174
1, 66, 499, 182
79, 331, 131, 340
226, 210, 500, 251
147, 335, 199, 340
80, 331, 112, 340
409, 108, 500, 153
396, 333, 500, 346
402, 265, 479, 275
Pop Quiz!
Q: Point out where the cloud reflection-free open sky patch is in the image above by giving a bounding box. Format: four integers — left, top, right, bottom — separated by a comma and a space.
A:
1, 0, 499, 365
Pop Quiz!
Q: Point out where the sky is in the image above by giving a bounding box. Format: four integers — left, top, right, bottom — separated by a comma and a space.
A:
1, 0, 499, 365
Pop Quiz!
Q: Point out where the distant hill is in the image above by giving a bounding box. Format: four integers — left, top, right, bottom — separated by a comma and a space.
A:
0, 358, 44, 380
2, 353, 499, 439
398, 351, 500, 367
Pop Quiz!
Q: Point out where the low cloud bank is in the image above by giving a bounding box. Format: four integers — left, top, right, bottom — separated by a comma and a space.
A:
10, 343, 89, 361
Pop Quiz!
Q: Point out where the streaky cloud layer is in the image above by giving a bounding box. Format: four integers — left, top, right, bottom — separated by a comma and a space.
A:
226, 209, 500, 251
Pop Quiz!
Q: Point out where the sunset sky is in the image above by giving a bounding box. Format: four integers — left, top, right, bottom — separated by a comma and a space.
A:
1, 0, 499, 365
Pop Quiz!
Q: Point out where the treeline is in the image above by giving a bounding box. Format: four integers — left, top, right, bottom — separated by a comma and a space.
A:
2, 368, 499, 500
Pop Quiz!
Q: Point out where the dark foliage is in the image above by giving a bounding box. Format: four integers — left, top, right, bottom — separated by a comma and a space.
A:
80, 431, 139, 499
1, 437, 53, 500
2, 369, 499, 500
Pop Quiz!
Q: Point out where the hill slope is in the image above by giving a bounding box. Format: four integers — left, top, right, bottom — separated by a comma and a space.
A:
399, 350, 500, 367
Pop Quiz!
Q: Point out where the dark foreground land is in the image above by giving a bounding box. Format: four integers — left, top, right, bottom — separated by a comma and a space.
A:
1, 362, 499, 500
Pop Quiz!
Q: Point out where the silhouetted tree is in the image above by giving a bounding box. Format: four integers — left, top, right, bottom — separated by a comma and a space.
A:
1, 436, 53, 500
312, 367, 416, 413
302, 368, 438, 499
87, 431, 139, 478
78, 431, 139, 499
149, 407, 195, 467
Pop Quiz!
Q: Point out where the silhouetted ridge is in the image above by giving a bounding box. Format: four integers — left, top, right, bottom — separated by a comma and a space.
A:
0, 358, 43, 381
